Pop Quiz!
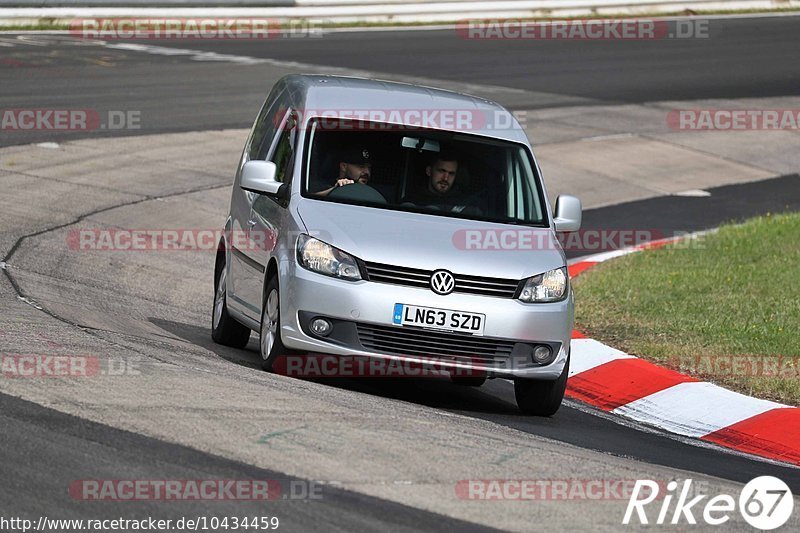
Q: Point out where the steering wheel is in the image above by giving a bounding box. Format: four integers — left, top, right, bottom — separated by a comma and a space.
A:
327, 183, 387, 204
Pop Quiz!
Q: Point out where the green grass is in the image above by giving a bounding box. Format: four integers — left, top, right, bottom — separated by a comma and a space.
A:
2, 8, 799, 32
573, 212, 800, 405
0, 22, 66, 31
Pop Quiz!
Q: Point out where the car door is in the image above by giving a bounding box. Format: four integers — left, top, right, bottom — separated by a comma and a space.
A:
228, 89, 289, 321
230, 107, 297, 323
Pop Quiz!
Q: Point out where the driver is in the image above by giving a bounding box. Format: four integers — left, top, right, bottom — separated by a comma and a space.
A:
313, 146, 372, 197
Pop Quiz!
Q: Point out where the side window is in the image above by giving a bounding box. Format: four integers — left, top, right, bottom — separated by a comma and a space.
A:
246, 88, 288, 161
252, 111, 296, 213
269, 111, 297, 184
511, 148, 543, 223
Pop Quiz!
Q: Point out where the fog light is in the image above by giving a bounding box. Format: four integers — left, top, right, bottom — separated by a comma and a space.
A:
533, 345, 553, 364
310, 318, 332, 336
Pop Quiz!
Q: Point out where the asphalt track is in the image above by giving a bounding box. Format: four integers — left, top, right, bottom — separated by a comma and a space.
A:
1, 15, 800, 146
129, 15, 800, 103
2, 175, 800, 530
0, 392, 497, 532
2, 17, 800, 531
572, 173, 800, 259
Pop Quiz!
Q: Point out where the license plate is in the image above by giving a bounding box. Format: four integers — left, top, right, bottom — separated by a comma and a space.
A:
392, 303, 485, 336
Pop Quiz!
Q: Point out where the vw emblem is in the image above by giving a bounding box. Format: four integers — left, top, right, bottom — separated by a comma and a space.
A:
430, 270, 455, 295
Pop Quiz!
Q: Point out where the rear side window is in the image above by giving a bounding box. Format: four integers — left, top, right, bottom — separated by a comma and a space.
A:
270, 111, 297, 184
246, 88, 288, 161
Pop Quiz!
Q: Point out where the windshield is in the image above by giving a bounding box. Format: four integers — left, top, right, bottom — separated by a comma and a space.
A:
301, 118, 547, 226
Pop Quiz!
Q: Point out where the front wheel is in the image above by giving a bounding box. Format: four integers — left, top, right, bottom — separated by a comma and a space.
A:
514, 356, 569, 417
211, 254, 251, 348
259, 276, 288, 372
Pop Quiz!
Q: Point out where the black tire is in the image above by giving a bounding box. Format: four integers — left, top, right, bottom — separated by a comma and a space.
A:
211, 252, 251, 348
259, 275, 288, 372
450, 375, 487, 387
514, 355, 569, 416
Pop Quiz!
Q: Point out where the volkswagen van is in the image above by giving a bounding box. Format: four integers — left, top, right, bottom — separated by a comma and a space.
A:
212, 75, 582, 416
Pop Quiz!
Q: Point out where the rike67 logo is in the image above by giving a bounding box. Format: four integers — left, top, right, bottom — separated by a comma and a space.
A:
624, 476, 794, 529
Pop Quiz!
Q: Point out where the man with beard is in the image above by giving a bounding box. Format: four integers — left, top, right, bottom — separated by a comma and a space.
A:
313, 146, 373, 197
404, 152, 465, 210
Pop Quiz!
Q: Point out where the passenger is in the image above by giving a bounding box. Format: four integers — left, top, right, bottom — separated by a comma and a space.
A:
314, 146, 372, 197
404, 152, 463, 209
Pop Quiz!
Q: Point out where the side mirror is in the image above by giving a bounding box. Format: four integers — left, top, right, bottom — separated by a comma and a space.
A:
553, 195, 582, 232
240, 160, 281, 195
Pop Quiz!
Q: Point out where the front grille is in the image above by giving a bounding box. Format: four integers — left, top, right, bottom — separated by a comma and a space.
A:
363, 261, 520, 298
356, 323, 516, 364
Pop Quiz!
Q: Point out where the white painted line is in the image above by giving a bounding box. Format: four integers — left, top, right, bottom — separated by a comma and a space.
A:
105, 42, 268, 65
583, 133, 636, 142
36, 142, 60, 149
569, 338, 635, 376
674, 189, 712, 197
574, 248, 638, 264
567, 257, 596, 266
569, 229, 718, 266
14, 35, 50, 46
612, 381, 787, 438
99, 41, 528, 98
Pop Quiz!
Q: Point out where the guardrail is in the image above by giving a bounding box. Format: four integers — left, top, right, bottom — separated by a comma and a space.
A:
0, 0, 798, 25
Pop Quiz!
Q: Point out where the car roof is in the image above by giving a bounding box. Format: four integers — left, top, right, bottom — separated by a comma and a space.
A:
278, 74, 529, 144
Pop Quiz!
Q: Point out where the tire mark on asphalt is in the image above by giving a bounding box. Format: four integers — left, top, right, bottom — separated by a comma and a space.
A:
257, 426, 309, 445
1, 166, 154, 197
1, 178, 229, 362
636, 130, 786, 177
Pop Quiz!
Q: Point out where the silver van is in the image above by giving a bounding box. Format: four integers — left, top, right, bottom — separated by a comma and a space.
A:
212, 75, 582, 416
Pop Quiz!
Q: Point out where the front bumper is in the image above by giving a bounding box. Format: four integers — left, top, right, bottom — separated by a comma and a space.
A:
280, 262, 573, 379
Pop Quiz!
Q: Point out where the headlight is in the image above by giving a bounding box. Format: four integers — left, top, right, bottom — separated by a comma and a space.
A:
296, 234, 362, 281
518, 267, 568, 303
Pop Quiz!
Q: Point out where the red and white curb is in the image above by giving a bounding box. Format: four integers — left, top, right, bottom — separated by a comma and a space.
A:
565, 234, 800, 467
